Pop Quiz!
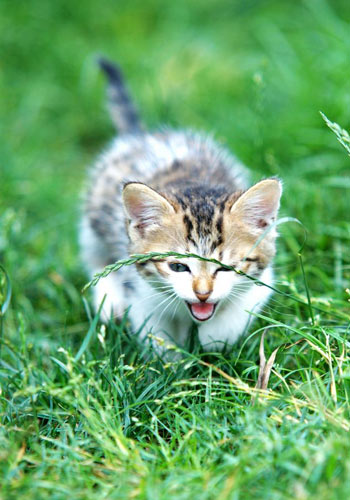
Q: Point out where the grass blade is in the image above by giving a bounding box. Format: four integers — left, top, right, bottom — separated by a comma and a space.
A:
0, 264, 12, 359
75, 296, 106, 361
320, 111, 350, 156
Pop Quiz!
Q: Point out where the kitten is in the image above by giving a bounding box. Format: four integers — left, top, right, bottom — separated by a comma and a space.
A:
80, 58, 282, 352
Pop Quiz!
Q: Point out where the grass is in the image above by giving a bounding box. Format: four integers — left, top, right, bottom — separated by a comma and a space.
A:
1, 0, 350, 498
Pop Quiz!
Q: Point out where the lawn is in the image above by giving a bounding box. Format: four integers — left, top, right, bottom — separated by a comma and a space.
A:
1, 0, 350, 498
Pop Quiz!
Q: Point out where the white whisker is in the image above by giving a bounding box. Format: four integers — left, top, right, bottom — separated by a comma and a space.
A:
171, 299, 182, 320
135, 289, 174, 305
155, 294, 180, 327
151, 292, 177, 316
147, 285, 174, 292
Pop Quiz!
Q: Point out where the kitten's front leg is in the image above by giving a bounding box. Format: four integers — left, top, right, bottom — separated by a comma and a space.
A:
128, 299, 193, 357
93, 273, 126, 322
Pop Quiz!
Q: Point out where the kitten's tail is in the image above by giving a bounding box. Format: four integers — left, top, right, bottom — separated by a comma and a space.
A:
98, 57, 143, 135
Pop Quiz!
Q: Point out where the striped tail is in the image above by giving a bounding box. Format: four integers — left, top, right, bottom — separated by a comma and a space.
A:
98, 57, 143, 135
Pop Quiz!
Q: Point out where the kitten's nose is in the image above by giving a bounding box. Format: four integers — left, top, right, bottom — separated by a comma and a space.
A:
195, 291, 211, 302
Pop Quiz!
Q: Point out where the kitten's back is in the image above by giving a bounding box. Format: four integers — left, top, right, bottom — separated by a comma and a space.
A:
83, 60, 249, 263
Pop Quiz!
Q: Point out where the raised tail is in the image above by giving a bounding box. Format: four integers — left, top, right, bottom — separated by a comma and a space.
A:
98, 57, 143, 135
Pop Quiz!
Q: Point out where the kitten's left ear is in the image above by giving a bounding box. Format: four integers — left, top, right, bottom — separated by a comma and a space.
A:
231, 179, 282, 232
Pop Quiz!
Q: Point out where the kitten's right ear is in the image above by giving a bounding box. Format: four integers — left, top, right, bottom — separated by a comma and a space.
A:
122, 183, 175, 234
230, 179, 282, 234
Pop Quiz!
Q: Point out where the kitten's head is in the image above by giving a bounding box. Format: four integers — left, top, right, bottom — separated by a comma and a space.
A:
122, 179, 282, 322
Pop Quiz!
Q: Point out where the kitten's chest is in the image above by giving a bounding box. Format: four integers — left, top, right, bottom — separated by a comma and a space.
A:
126, 276, 193, 341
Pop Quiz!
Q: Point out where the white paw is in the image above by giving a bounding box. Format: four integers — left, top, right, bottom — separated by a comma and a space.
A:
93, 274, 125, 322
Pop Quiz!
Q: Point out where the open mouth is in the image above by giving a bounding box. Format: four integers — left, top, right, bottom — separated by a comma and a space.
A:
187, 302, 217, 322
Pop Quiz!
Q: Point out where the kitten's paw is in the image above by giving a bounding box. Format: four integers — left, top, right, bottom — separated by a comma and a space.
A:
95, 295, 124, 323
93, 275, 125, 322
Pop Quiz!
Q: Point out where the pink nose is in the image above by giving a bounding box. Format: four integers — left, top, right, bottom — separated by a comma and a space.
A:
194, 291, 211, 302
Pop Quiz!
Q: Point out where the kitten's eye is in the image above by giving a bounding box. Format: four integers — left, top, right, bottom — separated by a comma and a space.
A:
215, 265, 234, 275
169, 262, 190, 273
216, 266, 232, 272
243, 257, 258, 262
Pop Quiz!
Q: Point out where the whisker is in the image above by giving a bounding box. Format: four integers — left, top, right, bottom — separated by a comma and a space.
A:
229, 285, 251, 293
156, 295, 180, 327
136, 292, 173, 305
137, 289, 176, 307
227, 289, 249, 300
227, 293, 244, 301
145, 282, 175, 290
145, 279, 170, 284
146, 285, 174, 292
151, 292, 178, 316
109, 289, 176, 319
151, 295, 179, 327
171, 299, 182, 320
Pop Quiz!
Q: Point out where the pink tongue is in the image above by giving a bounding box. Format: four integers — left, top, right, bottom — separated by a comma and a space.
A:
190, 302, 215, 321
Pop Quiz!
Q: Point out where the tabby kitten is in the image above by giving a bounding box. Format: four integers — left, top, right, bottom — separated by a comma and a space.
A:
80, 59, 282, 352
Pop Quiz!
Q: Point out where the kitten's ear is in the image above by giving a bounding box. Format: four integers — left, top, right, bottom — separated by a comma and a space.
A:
122, 182, 175, 232
231, 179, 282, 232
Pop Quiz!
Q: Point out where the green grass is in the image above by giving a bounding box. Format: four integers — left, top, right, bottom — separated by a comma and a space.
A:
1, 0, 350, 498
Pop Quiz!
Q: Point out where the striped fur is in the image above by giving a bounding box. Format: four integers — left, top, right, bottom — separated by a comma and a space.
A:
98, 58, 142, 134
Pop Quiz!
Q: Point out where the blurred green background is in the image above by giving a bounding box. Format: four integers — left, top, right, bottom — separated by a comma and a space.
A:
1, 1, 350, 498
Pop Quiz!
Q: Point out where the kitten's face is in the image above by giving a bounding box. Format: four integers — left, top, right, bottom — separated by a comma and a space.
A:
123, 179, 282, 322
